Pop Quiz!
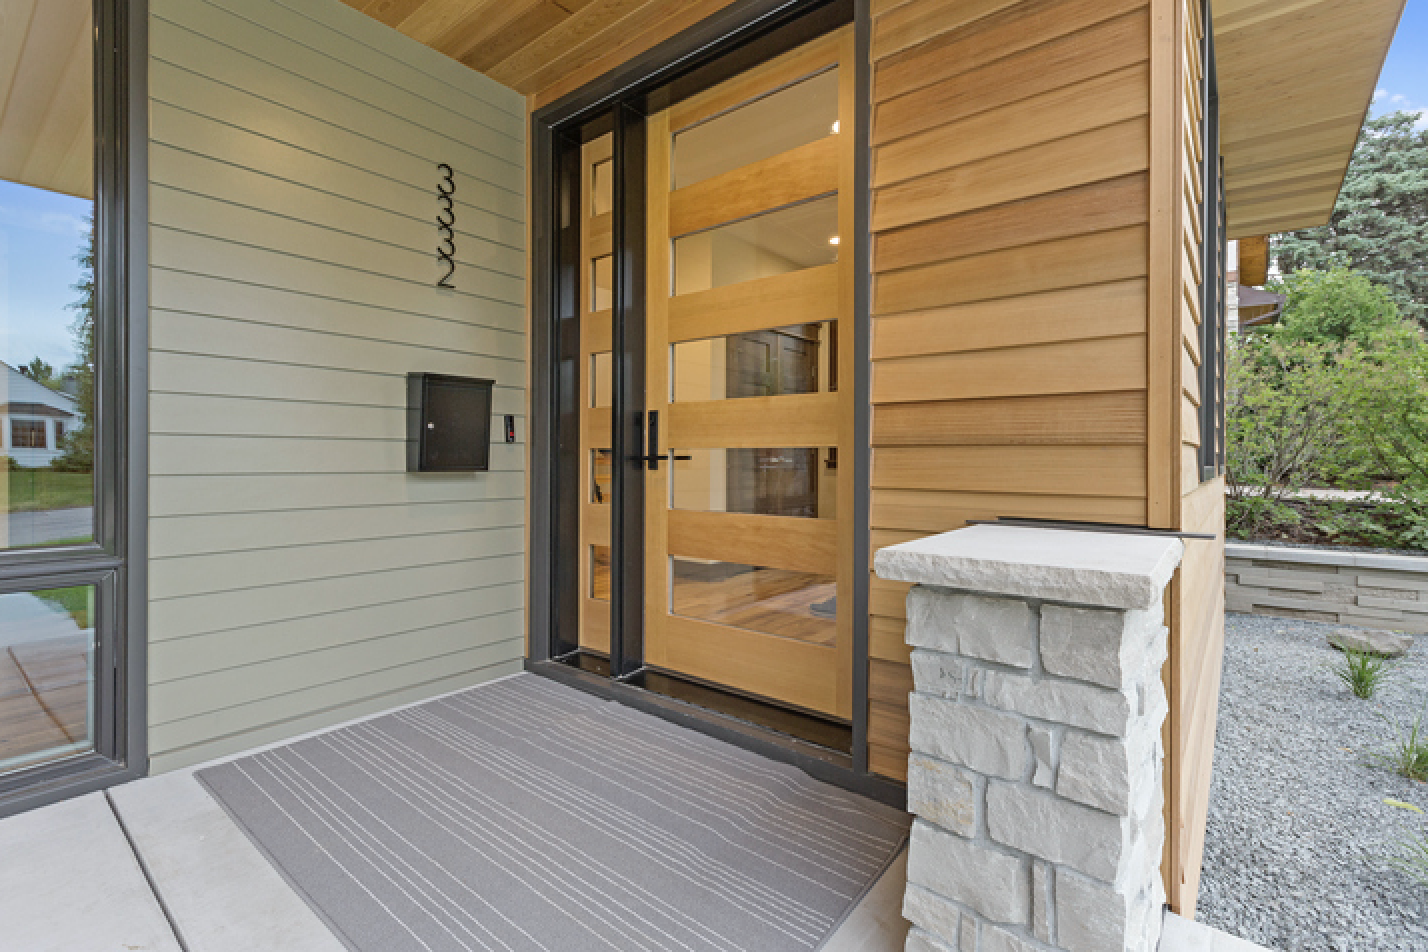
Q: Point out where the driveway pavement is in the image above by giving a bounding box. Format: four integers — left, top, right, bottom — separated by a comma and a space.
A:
3, 506, 92, 548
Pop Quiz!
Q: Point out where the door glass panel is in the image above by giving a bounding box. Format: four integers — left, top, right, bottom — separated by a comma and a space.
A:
591, 255, 613, 310
672, 321, 834, 401
0, 585, 96, 772
591, 546, 610, 601
673, 196, 838, 294
672, 448, 834, 519
671, 558, 835, 643
672, 69, 839, 189
591, 158, 613, 216
591, 449, 612, 504
1, 1, 97, 551
590, 352, 612, 408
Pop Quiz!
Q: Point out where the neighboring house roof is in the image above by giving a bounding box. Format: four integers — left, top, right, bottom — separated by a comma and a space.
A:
0, 361, 80, 419
1237, 284, 1288, 329
1216, 0, 1406, 237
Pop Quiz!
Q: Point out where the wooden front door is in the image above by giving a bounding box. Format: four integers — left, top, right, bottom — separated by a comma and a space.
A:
640, 28, 856, 719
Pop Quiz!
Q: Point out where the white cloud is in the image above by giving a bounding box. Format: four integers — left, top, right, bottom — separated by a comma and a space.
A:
1375, 88, 1388, 101
1391, 93, 1410, 105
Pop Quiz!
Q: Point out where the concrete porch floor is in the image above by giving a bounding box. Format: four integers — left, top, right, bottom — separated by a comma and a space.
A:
0, 698, 1265, 952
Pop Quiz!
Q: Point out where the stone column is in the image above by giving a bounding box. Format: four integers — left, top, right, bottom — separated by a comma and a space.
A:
875, 525, 1185, 952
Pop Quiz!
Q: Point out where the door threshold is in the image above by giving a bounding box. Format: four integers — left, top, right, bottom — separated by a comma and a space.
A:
525, 658, 904, 809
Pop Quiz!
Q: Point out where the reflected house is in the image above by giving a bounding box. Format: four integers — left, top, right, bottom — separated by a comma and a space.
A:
0, 361, 80, 469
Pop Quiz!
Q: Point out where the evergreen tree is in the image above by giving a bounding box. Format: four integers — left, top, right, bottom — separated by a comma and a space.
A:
53, 221, 94, 474
1273, 111, 1428, 327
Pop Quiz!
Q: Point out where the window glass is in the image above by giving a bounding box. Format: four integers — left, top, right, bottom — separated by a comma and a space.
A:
672, 322, 834, 402
591, 158, 613, 217
671, 558, 835, 643
672, 70, 839, 190
671, 448, 834, 519
591, 449, 612, 504
590, 352, 612, 409
0, 585, 97, 771
591, 546, 610, 601
591, 255, 613, 312
1, 0, 97, 551
673, 196, 838, 295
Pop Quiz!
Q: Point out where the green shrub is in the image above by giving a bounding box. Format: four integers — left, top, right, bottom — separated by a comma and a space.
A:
1371, 712, 1428, 782
1329, 648, 1392, 699
1272, 268, 1403, 347
1226, 334, 1347, 503
1384, 800, 1428, 890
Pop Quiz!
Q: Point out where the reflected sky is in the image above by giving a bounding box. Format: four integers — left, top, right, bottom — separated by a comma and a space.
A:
0, 180, 91, 372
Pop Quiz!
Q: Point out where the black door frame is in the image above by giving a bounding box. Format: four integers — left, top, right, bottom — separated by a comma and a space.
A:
527, 0, 893, 802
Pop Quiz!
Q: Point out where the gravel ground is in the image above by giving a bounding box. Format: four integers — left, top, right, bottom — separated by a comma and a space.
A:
1199, 613, 1428, 951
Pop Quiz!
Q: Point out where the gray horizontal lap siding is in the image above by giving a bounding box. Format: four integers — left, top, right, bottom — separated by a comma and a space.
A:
147, 0, 527, 771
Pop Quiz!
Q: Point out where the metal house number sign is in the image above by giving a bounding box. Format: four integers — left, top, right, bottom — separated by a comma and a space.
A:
436, 163, 456, 288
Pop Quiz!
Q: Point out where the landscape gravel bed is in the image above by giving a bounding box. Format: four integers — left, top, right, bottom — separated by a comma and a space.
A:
1199, 613, 1428, 951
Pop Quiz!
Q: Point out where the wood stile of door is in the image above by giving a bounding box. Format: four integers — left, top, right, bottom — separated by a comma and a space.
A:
580, 133, 614, 655
643, 28, 857, 721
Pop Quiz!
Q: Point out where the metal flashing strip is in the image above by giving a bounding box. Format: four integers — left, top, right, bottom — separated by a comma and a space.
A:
965, 518, 1218, 541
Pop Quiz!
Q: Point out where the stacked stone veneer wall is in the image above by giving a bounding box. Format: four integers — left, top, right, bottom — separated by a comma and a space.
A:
876, 526, 1184, 952
1225, 543, 1428, 634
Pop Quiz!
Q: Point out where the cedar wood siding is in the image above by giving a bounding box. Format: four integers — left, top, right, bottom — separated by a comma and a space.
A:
146, 0, 527, 771
868, 0, 1152, 780
869, 0, 1225, 916
1161, 0, 1228, 916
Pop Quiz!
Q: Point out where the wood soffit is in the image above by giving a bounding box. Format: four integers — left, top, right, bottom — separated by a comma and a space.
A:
1213, 0, 1405, 237
343, 0, 1403, 239
339, 0, 739, 103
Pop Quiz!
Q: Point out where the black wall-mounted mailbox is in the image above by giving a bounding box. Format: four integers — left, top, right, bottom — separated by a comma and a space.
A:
407, 373, 494, 472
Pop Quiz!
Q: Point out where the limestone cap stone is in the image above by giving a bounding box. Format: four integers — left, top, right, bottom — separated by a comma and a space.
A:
874, 525, 1187, 611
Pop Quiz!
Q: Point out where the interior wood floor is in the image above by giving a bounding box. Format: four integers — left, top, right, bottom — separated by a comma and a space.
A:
673, 568, 837, 645
0, 636, 90, 770
594, 560, 837, 645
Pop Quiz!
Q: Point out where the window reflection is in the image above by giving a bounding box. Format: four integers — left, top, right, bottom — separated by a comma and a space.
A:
671, 448, 835, 519
672, 69, 839, 189
0, 585, 96, 771
1, 0, 97, 551
671, 558, 835, 644
673, 196, 838, 295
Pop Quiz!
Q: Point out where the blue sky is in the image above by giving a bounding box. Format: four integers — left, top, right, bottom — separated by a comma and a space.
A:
0, 181, 91, 373
1373, 0, 1428, 124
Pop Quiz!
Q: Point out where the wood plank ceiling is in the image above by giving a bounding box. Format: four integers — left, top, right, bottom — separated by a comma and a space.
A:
340, 0, 738, 105
1213, 0, 1404, 237
0, 0, 94, 199
358, 0, 1404, 240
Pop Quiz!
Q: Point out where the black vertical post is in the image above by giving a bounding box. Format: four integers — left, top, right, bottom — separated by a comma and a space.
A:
550, 130, 584, 661
611, 102, 648, 678
850, 0, 873, 776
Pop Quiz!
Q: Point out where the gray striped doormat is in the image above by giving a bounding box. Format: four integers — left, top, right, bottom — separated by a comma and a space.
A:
198, 673, 909, 952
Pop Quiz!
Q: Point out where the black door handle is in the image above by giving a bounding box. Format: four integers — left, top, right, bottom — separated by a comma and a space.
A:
625, 411, 691, 470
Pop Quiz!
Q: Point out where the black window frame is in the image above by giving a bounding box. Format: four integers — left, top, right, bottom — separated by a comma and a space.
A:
1198, 0, 1226, 481
0, 0, 148, 818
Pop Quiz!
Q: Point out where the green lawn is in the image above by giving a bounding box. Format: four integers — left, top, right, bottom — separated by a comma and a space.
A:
5, 470, 93, 513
